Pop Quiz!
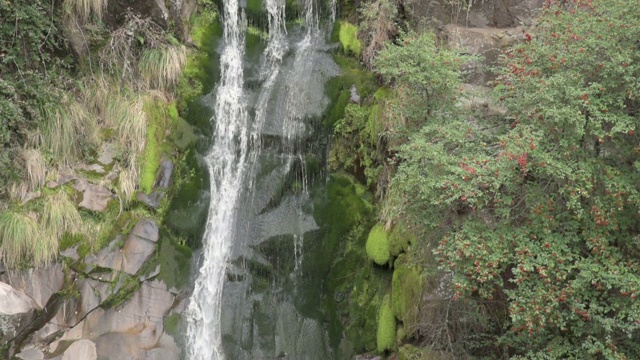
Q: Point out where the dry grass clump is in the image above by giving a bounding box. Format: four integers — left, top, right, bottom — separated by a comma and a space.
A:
22, 149, 47, 190
42, 191, 83, 240
64, 0, 107, 23
0, 211, 52, 268
138, 45, 187, 91
33, 97, 98, 162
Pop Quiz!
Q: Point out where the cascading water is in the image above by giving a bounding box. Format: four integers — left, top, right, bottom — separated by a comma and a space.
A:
186, 0, 249, 358
186, 0, 346, 357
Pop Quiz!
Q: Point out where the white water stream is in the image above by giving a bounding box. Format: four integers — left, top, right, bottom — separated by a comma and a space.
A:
186, 0, 249, 358
186, 0, 340, 357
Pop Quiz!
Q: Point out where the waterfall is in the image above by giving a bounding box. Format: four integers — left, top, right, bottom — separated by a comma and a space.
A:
186, 0, 249, 358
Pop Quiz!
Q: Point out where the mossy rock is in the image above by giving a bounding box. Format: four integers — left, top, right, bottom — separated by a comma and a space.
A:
169, 116, 197, 150
366, 224, 390, 265
391, 255, 424, 334
156, 234, 192, 289
337, 21, 362, 57
388, 223, 414, 257
377, 294, 396, 353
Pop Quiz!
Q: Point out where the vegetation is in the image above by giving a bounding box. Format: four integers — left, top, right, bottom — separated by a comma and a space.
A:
338, 21, 362, 56
366, 224, 391, 265
328, 0, 640, 358
377, 294, 396, 353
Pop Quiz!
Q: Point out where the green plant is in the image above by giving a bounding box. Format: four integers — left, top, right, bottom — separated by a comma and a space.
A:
366, 223, 390, 265
338, 21, 362, 57
359, 0, 398, 69
385, 1, 640, 358
377, 294, 396, 353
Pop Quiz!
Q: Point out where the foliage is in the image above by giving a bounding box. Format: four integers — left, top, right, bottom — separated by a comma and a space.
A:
338, 21, 362, 57
359, 0, 398, 69
374, 31, 467, 135
385, 1, 640, 358
366, 223, 390, 265
391, 255, 423, 331
377, 294, 396, 353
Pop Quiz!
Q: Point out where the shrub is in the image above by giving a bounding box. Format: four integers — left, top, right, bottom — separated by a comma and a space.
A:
376, 294, 396, 353
366, 223, 390, 265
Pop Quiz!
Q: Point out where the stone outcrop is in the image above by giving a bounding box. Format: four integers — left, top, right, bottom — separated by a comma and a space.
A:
73, 179, 114, 212
4, 218, 183, 360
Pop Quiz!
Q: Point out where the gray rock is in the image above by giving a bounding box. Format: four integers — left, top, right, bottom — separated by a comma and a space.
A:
0, 282, 38, 344
146, 333, 181, 359
60, 246, 80, 261
131, 219, 160, 243
136, 191, 165, 209
85, 223, 158, 275
74, 179, 114, 212
349, 85, 360, 103
97, 143, 118, 166
95, 332, 147, 359
0, 282, 38, 315
89, 281, 174, 339
15, 347, 44, 360
62, 339, 97, 360
79, 163, 105, 174
154, 160, 174, 189
47, 173, 78, 189
1, 263, 64, 308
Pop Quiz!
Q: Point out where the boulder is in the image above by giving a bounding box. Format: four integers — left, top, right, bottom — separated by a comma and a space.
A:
0, 282, 38, 344
1, 263, 65, 308
154, 160, 174, 190
73, 179, 114, 212
15, 347, 44, 360
84, 219, 159, 275
61, 339, 97, 360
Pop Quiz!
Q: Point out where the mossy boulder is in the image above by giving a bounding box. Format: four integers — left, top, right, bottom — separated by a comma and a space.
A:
366, 224, 390, 265
388, 223, 414, 257
376, 294, 396, 353
392, 255, 424, 334
338, 21, 362, 56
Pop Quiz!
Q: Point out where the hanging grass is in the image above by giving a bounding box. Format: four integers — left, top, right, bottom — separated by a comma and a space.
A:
64, 0, 107, 22
35, 98, 98, 162
138, 45, 187, 91
42, 191, 83, 240
0, 211, 54, 268
22, 149, 47, 191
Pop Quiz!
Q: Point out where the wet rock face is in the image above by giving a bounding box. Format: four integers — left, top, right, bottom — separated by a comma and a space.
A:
406, 0, 544, 28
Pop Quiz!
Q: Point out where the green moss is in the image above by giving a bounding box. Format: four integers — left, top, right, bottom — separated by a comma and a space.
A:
170, 116, 197, 150
164, 313, 181, 336
377, 294, 396, 353
391, 255, 423, 333
246, 0, 263, 14
157, 235, 192, 289
388, 223, 413, 257
178, 10, 222, 114
338, 21, 362, 57
366, 224, 390, 265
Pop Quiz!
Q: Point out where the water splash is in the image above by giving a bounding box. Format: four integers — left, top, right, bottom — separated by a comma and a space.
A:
186, 1, 249, 359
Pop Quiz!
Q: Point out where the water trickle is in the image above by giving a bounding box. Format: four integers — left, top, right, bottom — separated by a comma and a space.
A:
186, 0, 249, 359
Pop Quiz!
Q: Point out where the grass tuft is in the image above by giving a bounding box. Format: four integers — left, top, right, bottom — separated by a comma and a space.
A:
42, 191, 83, 240
22, 149, 47, 190
138, 45, 187, 91
35, 97, 97, 162
64, 0, 107, 22
0, 211, 54, 268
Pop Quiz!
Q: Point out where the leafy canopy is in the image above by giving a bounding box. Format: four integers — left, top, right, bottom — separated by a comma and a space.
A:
384, 0, 640, 358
